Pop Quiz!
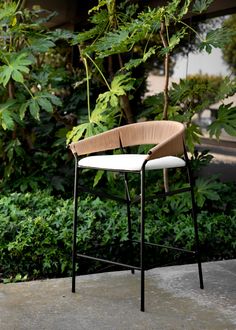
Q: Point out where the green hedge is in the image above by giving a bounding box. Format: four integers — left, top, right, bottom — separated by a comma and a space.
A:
0, 190, 235, 282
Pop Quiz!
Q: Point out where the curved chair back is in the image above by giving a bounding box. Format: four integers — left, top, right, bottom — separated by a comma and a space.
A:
69, 121, 185, 160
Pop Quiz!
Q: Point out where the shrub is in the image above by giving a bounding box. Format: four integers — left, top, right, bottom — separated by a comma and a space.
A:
0, 187, 235, 282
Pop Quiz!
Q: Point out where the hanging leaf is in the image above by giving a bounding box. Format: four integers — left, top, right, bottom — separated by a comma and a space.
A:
37, 97, 53, 113
192, 0, 214, 14
29, 38, 55, 53
195, 177, 223, 208
185, 123, 202, 153
199, 28, 236, 54
88, 0, 108, 14
0, 2, 18, 21
95, 29, 131, 57
0, 100, 16, 130
93, 170, 104, 187
28, 99, 40, 120
207, 103, 236, 139
66, 122, 91, 143
19, 103, 28, 120
1, 109, 15, 130
217, 77, 236, 100
24, 92, 61, 120
0, 53, 34, 86
124, 46, 158, 70
111, 74, 134, 94
160, 28, 187, 54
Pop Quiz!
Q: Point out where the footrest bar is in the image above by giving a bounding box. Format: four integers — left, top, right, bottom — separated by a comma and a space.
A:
76, 253, 140, 270
132, 240, 195, 254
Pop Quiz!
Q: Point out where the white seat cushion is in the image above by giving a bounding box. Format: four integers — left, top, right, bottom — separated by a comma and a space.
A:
78, 154, 186, 171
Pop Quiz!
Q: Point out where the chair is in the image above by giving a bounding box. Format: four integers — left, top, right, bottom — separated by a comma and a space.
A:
69, 120, 204, 311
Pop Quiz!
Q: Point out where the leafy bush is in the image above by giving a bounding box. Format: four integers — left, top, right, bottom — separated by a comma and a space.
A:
0, 187, 235, 282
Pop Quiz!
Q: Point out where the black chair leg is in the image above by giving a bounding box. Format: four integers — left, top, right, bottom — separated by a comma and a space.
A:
190, 182, 204, 289
140, 166, 146, 312
124, 173, 134, 274
72, 156, 79, 293
187, 163, 204, 290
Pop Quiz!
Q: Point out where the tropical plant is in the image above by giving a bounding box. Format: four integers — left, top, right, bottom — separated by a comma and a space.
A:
67, 0, 236, 147
1, 185, 235, 282
0, 1, 77, 192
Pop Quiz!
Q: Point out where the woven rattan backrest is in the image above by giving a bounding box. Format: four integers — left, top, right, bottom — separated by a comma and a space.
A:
69, 121, 185, 159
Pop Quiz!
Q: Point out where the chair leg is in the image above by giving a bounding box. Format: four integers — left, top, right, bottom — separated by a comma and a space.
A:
140, 166, 145, 312
187, 164, 204, 290
124, 173, 134, 274
72, 155, 79, 293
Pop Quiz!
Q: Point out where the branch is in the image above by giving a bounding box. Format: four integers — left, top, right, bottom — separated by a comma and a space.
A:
159, 21, 170, 120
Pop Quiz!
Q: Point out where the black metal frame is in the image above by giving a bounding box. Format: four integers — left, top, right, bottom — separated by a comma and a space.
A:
71, 151, 204, 311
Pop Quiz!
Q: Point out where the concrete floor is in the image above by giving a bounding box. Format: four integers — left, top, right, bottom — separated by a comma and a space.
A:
0, 260, 235, 330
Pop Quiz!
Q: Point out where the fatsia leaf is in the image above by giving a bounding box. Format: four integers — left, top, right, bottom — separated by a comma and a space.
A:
88, 0, 107, 14
111, 74, 135, 94
95, 29, 130, 57
0, 2, 18, 21
73, 10, 108, 45
185, 123, 202, 153
0, 100, 16, 130
93, 170, 104, 187
195, 177, 223, 208
208, 103, 236, 139
192, 0, 214, 14
66, 122, 91, 143
29, 38, 55, 53
22, 92, 61, 121
19, 103, 28, 120
0, 53, 34, 86
95, 73, 134, 115
1, 109, 15, 130
28, 99, 40, 120
161, 28, 187, 54
199, 28, 236, 54
165, 0, 191, 21
37, 97, 53, 113
42, 93, 62, 107
0, 66, 12, 86
124, 46, 157, 70
217, 77, 236, 101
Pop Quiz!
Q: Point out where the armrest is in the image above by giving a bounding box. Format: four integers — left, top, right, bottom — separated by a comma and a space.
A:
147, 128, 185, 160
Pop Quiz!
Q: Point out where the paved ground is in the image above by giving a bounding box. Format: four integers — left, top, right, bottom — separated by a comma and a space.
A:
0, 259, 235, 330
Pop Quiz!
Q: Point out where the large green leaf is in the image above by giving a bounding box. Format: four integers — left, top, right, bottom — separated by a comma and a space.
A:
199, 28, 236, 54
0, 53, 34, 86
0, 2, 18, 21
66, 122, 93, 143
29, 99, 40, 120
192, 0, 214, 14
0, 100, 16, 130
124, 46, 158, 71
208, 103, 236, 139
37, 97, 53, 113
24, 92, 61, 120
185, 123, 202, 153
195, 177, 224, 208
29, 38, 55, 53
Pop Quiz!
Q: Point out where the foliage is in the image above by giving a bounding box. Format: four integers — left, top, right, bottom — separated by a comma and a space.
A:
67, 0, 235, 146
0, 1, 236, 283
222, 14, 236, 75
0, 1, 235, 193
142, 74, 236, 152
208, 103, 236, 139
1, 175, 236, 281
0, 1, 78, 193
